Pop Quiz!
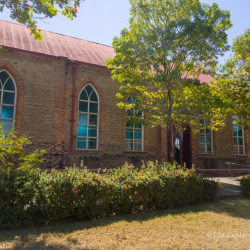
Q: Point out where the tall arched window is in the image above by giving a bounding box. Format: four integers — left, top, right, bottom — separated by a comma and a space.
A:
126, 97, 143, 151
77, 85, 99, 149
0, 70, 16, 132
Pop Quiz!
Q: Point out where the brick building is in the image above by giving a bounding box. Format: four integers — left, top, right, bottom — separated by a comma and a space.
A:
0, 20, 249, 169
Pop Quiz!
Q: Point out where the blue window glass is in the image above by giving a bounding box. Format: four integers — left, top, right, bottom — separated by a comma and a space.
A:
234, 137, 237, 145
233, 128, 237, 136
1, 120, 13, 132
4, 79, 15, 91
238, 138, 243, 146
88, 126, 97, 137
79, 89, 88, 101
77, 138, 87, 149
126, 140, 133, 150
1, 106, 14, 119
88, 138, 97, 149
89, 115, 97, 125
79, 113, 87, 124
85, 85, 93, 96
238, 129, 242, 137
135, 123, 142, 129
135, 130, 142, 140
79, 101, 88, 112
135, 141, 142, 151
90, 103, 98, 113
0, 71, 9, 88
206, 135, 211, 144
200, 135, 205, 143
3, 92, 15, 105
126, 129, 133, 139
78, 125, 87, 137
90, 91, 98, 102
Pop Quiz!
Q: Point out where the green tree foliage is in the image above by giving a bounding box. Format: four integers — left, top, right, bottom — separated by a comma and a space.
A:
217, 29, 250, 129
106, 0, 232, 163
0, 125, 46, 171
0, 0, 83, 40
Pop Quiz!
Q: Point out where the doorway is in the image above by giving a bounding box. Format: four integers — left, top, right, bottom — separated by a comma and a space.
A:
174, 126, 191, 169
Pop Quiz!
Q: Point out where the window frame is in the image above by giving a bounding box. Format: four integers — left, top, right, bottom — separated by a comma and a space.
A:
125, 98, 144, 151
200, 118, 213, 154
77, 84, 99, 150
0, 70, 17, 132
233, 118, 245, 155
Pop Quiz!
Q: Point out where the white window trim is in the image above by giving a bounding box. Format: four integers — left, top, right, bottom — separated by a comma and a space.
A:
125, 109, 144, 151
200, 119, 213, 154
0, 70, 17, 131
233, 119, 245, 155
77, 84, 99, 150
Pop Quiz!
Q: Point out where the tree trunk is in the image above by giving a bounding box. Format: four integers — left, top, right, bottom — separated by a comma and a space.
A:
167, 88, 175, 164
167, 123, 175, 164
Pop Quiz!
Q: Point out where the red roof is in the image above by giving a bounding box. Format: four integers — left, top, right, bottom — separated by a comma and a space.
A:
0, 19, 115, 68
0, 19, 214, 84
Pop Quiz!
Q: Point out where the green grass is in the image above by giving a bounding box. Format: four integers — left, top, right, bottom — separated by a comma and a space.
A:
1, 198, 250, 249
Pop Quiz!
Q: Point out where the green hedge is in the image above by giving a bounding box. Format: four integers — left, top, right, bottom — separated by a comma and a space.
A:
0, 162, 218, 228
240, 175, 250, 197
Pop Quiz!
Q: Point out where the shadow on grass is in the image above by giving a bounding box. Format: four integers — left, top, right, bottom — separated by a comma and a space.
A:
1, 198, 250, 249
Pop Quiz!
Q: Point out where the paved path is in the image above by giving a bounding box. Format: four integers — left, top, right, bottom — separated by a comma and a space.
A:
196, 171, 244, 199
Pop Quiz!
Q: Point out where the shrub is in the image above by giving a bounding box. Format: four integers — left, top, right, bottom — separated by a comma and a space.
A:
0, 161, 218, 229
0, 124, 46, 171
240, 175, 250, 197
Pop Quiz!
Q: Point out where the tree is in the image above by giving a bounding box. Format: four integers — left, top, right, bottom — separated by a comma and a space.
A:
0, 0, 83, 41
0, 125, 46, 171
106, 0, 232, 163
217, 29, 250, 129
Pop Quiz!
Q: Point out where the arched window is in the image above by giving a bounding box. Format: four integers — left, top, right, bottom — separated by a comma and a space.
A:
0, 70, 16, 132
126, 97, 143, 151
77, 85, 99, 150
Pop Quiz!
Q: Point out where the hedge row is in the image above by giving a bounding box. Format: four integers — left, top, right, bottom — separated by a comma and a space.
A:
0, 162, 218, 228
240, 175, 250, 197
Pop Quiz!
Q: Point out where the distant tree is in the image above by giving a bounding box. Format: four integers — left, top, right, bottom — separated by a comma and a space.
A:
0, 0, 84, 40
106, 0, 232, 163
217, 29, 250, 129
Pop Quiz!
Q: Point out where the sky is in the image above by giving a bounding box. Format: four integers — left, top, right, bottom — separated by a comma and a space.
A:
0, 0, 250, 65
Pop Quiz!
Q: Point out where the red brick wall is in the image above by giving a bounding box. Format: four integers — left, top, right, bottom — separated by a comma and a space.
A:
1, 50, 250, 169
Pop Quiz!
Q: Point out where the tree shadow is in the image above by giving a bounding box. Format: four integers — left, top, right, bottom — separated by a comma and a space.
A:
0, 198, 249, 249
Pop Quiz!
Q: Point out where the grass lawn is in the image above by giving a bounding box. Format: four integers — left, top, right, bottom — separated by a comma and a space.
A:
1, 199, 250, 250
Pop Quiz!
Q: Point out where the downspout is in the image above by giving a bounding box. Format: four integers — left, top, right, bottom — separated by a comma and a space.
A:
70, 63, 78, 167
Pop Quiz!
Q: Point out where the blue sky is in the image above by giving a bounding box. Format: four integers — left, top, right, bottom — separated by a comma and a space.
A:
1, 0, 249, 64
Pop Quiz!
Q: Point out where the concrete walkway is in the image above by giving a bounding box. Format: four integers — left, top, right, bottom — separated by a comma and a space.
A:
196, 171, 243, 199
214, 177, 243, 199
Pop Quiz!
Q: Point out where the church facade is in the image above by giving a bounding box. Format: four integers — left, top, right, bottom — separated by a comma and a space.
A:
0, 20, 249, 169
